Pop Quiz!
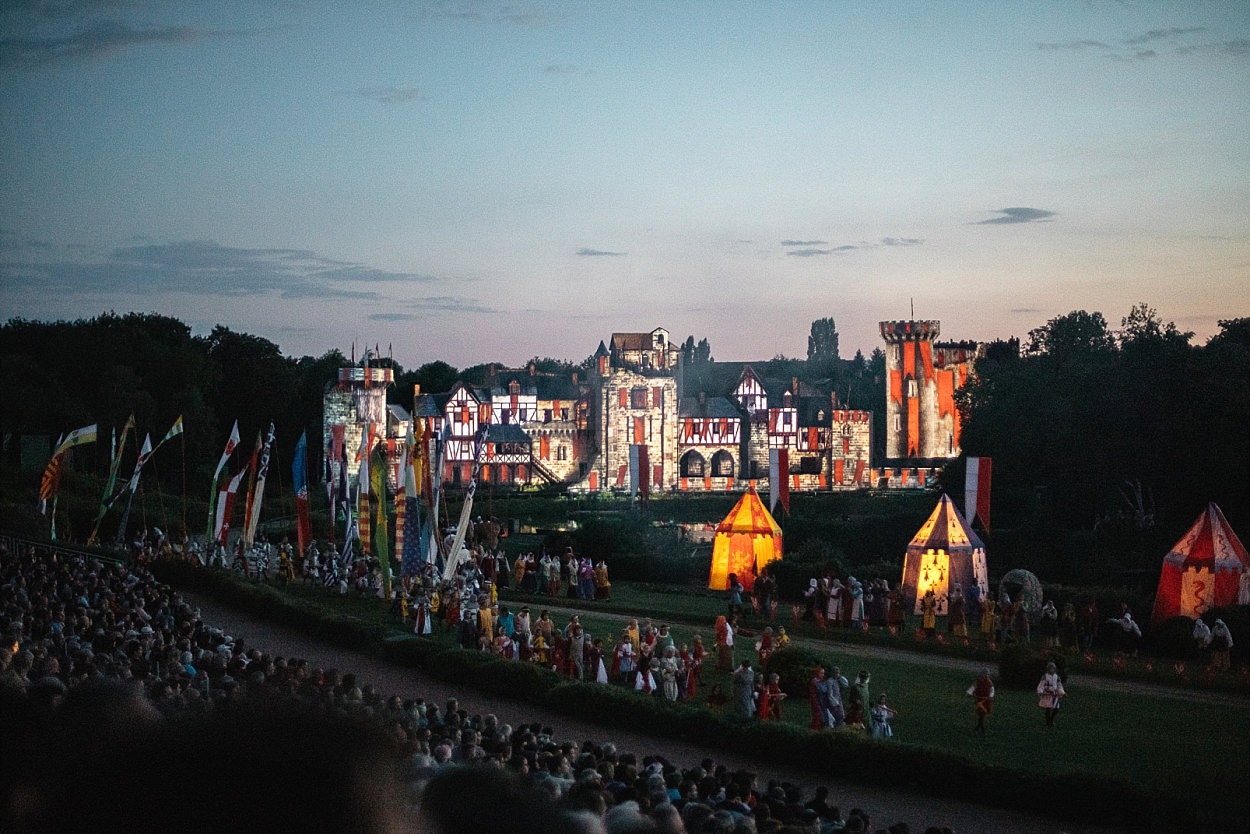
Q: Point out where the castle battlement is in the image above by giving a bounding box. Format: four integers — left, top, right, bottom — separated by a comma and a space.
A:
880, 320, 940, 343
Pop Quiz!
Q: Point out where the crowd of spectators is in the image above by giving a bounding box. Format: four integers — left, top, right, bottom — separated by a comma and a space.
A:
1, 540, 948, 833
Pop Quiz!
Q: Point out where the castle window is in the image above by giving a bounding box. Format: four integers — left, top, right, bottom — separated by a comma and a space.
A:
680, 450, 706, 477
907, 378, 918, 398
800, 456, 822, 474
711, 450, 735, 478
631, 387, 648, 409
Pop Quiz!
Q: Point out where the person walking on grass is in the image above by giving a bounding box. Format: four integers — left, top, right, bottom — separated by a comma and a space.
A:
1036, 661, 1066, 727
968, 668, 995, 734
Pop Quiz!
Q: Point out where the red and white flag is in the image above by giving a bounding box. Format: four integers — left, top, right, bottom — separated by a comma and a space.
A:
965, 457, 992, 530
214, 465, 249, 544
213, 420, 241, 484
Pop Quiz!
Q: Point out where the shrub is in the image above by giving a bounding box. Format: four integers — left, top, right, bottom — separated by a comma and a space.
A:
1145, 615, 1198, 659
997, 643, 1066, 689
764, 645, 830, 697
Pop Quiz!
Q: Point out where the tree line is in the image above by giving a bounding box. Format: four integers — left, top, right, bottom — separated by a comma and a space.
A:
2, 308, 1247, 582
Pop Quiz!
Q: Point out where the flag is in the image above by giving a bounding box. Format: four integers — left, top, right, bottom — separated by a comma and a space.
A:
243, 422, 275, 546
88, 416, 135, 545
293, 430, 312, 557
357, 426, 373, 556
370, 441, 391, 596
628, 445, 640, 498
157, 415, 184, 449
127, 434, 153, 492
769, 448, 791, 515
400, 430, 424, 578
52, 423, 97, 458
212, 420, 241, 484
965, 457, 992, 530
40, 424, 98, 510
207, 419, 241, 542
214, 465, 249, 544
637, 444, 650, 500
241, 430, 262, 546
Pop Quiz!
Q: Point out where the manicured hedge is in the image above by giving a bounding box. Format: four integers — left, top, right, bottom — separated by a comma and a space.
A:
152, 563, 1218, 831
997, 643, 1067, 689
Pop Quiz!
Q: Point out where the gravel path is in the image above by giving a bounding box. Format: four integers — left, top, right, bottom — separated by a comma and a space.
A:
185, 592, 1124, 834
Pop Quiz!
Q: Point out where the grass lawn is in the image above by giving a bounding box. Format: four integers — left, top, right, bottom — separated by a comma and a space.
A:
245, 576, 1250, 822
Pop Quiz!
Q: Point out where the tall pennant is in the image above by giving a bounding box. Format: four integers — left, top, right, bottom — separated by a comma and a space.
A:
207, 420, 241, 543
964, 457, 992, 530
293, 430, 311, 557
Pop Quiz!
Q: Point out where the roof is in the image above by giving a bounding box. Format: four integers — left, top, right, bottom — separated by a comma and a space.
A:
679, 396, 743, 419
1161, 502, 1250, 573
610, 332, 654, 352
908, 494, 985, 552
483, 423, 531, 445
716, 487, 783, 537
412, 393, 449, 417
387, 404, 411, 424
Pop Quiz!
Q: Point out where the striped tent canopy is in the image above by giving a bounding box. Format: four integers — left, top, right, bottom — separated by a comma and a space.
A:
707, 486, 782, 592
899, 493, 989, 616
1151, 503, 1250, 625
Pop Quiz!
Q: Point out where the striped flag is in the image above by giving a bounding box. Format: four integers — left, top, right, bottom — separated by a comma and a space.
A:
964, 457, 992, 530
52, 423, 97, 458
157, 415, 184, 449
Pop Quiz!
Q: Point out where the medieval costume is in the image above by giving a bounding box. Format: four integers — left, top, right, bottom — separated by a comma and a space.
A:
1036, 661, 1065, 726
968, 669, 995, 734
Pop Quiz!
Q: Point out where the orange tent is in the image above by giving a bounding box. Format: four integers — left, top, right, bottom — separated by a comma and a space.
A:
707, 486, 783, 592
1150, 503, 1250, 624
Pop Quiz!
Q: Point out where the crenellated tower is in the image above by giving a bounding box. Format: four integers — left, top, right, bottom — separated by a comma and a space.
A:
880, 321, 982, 461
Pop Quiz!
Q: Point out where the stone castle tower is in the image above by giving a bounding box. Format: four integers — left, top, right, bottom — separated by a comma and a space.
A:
880, 320, 983, 461
322, 351, 393, 491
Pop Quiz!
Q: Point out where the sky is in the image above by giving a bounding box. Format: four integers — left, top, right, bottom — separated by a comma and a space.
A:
1, 1, 1247, 370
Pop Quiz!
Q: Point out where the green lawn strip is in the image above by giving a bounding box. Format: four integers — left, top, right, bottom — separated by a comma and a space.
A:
157, 564, 1248, 828
501, 580, 1250, 696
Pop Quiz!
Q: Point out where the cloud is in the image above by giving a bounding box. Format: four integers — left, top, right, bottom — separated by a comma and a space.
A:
419, 2, 552, 26
1124, 27, 1206, 46
780, 239, 827, 247
881, 237, 923, 247
0, 21, 239, 69
1177, 38, 1250, 57
339, 86, 427, 104
786, 248, 834, 257
976, 207, 1056, 225
1036, 40, 1111, 52
371, 297, 498, 318
576, 247, 625, 257
0, 239, 437, 300
1011, 307, 1043, 314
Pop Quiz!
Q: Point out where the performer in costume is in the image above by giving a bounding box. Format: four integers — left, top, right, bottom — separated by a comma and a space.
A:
968, 668, 995, 734
1036, 661, 1065, 727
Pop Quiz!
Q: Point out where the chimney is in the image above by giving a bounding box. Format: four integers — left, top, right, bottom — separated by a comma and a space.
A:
699, 391, 706, 407
792, 376, 799, 395
529, 362, 536, 376
571, 371, 578, 384
413, 384, 421, 399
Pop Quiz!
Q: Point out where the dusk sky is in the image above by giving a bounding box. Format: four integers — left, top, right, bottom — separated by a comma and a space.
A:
2, 1, 1247, 369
